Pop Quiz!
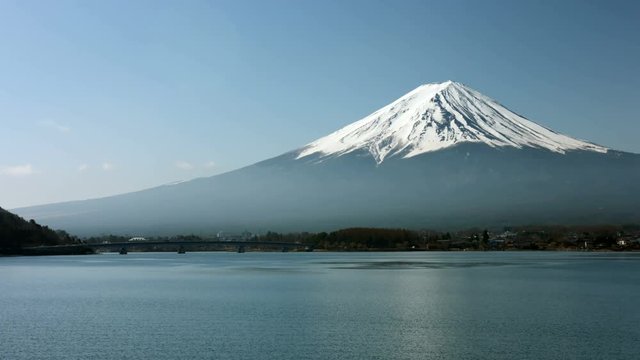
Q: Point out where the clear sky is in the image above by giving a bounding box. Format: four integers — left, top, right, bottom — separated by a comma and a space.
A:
1, 0, 639, 209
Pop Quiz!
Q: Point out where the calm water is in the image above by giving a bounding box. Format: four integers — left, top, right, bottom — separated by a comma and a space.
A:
1, 252, 639, 359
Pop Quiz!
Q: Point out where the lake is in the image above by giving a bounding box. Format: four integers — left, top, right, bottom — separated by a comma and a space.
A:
1, 252, 639, 359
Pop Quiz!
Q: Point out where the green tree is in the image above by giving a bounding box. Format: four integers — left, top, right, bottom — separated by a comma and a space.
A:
481, 229, 490, 249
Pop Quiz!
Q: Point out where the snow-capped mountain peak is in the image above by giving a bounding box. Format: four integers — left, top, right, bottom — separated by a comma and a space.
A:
296, 81, 607, 164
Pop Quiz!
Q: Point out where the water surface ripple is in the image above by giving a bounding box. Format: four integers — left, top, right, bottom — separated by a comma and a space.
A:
1, 252, 639, 359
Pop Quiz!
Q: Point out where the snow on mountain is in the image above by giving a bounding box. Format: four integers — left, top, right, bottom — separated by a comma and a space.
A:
297, 81, 607, 164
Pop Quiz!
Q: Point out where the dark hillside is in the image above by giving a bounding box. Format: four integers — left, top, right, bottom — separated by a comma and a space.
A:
0, 206, 78, 254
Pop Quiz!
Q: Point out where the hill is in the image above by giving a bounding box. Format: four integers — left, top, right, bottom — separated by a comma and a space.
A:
0, 206, 79, 254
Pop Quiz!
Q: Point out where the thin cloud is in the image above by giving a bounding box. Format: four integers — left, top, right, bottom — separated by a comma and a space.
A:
102, 162, 114, 171
203, 161, 215, 169
39, 119, 71, 133
175, 161, 195, 170
1, 164, 36, 176
77, 164, 89, 172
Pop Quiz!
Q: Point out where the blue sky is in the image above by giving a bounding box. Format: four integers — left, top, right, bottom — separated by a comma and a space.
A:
1, 0, 639, 208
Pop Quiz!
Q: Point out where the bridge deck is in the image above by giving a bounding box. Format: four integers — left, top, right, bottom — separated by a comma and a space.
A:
24, 240, 309, 253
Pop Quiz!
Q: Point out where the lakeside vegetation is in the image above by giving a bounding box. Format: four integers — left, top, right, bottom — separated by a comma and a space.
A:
0, 207, 91, 255
82, 225, 640, 252
3, 205, 639, 255
259, 225, 640, 251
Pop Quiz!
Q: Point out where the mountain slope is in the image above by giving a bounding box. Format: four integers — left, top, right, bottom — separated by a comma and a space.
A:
12, 82, 640, 236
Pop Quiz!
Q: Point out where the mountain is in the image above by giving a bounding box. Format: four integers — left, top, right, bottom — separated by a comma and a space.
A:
12, 81, 640, 236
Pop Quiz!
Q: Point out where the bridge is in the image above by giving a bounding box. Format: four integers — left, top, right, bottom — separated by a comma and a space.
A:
23, 240, 312, 255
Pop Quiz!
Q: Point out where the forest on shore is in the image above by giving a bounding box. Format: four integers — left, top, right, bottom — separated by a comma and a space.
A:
3, 204, 640, 255
84, 225, 640, 252
0, 207, 87, 255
